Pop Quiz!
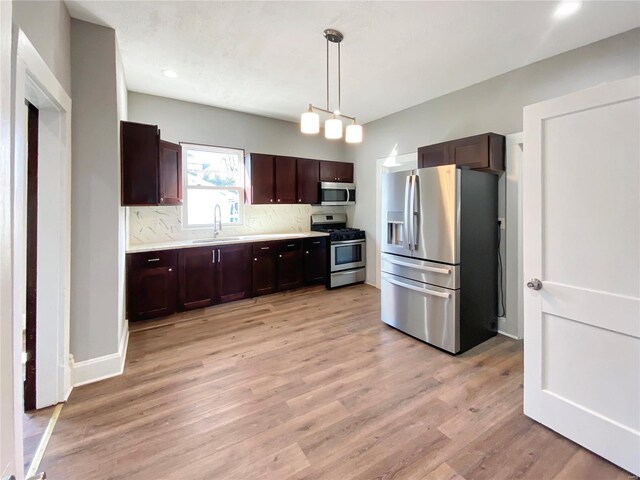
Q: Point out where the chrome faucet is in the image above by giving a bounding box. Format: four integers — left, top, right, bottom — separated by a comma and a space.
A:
213, 204, 222, 238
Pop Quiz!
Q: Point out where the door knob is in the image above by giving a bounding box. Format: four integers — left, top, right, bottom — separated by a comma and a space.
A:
527, 278, 543, 290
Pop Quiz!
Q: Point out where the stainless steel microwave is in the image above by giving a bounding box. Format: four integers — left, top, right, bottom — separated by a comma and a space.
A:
319, 182, 356, 206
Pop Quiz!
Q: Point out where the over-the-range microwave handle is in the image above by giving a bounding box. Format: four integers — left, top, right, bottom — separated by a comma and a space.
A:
345, 186, 350, 204
382, 273, 451, 299
383, 256, 450, 275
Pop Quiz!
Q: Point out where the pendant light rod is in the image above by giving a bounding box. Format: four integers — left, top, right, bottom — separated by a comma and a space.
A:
307, 104, 355, 122
326, 37, 329, 111
338, 42, 341, 112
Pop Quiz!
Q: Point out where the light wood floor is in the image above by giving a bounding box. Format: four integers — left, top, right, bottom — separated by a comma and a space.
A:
40, 284, 630, 479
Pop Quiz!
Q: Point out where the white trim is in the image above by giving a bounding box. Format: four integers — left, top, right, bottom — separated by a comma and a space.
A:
13, 29, 72, 411
72, 323, 129, 387
498, 329, 521, 340
25, 403, 62, 479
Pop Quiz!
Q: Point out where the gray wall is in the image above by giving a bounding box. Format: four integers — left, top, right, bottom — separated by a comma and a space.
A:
351, 28, 640, 286
128, 92, 348, 161
12, 0, 71, 94
70, 19, 126, 362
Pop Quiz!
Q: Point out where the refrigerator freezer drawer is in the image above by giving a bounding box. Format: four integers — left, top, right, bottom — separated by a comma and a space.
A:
381, 272, 460, 353
381, 253, 459, 290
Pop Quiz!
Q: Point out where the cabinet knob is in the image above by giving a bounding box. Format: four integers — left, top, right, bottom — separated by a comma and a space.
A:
305, 251, 309, 254
279, 254, 282, 258
168, 268, 172, 272
270, 199, 273, 203
254, 257, 257, 261
298, 199, 301, 202
160, 197, 164, 202
277, 199, 281, 202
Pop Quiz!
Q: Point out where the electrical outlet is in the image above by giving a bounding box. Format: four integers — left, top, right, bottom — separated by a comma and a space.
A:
498, 217, 506, 230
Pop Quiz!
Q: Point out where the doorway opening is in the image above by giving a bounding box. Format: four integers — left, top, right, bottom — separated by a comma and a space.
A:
24, 101, 38, 412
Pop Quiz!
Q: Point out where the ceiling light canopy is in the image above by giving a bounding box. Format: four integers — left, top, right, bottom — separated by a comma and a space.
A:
553, 1, 582, 19
300, 29, 362, 144
161, 69, 177, 78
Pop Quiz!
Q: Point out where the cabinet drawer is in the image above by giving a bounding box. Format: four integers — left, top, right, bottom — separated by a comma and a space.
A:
129, 250, 177, 268
252, 242, 279, 255
303, 237, 327, 250
279, 240, 302, 252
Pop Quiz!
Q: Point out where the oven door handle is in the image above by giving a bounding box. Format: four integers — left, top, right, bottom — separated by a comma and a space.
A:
382, 273, 451, 299
331, 239, 365, 246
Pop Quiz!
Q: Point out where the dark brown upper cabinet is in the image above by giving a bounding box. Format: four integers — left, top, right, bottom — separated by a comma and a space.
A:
127, 250, 177, 321
245, 153, 275, 204
296, 158, 319, 204
418, 142, 452, 169
418, 133, 505, 173
121, 121, 183, 206
216, 244, 252, 304
274, 156, 297, 204
159, 140, 182, 205
320, 160, 354, 183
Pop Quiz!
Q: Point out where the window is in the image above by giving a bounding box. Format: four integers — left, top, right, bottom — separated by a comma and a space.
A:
182, 143, 245, 227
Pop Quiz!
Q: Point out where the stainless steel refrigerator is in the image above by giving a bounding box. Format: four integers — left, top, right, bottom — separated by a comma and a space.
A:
381, 164, 498, 354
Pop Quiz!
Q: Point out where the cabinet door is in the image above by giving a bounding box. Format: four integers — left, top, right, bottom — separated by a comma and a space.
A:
450, 134, 489, 169
296, 158, 319, 204
216, 244, 252, 303
248, 154, 275, 204
418, 142, 452, 168
277, 241, 303, 290
335, 162, 354, 183
319, 161, 337, 182
159, 140, 182, 205
128, 250, 177, 321
121, 121, 159, 205
303, 237, 327, 284
178, 247, 216, 310
274, 156, 297, 204
252, 243, 277, 296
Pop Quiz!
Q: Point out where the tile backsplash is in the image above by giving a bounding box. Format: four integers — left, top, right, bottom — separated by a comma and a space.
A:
127, 204, 347, 245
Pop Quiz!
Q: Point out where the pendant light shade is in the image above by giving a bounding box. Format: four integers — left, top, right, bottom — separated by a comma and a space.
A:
345, 123, 363, 144
301, 110, 320, 134
325, 116, 343, 139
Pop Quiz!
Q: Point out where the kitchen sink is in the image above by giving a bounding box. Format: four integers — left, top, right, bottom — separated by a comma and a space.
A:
191, 237, 240, 244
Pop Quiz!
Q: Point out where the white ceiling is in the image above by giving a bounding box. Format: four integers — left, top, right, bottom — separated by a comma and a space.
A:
65, 1, 640, 124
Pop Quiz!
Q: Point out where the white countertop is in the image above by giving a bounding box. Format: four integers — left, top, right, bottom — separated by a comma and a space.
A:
126, 231, 329, 254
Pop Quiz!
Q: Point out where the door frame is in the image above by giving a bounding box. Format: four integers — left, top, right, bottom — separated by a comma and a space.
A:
13, 29, 73, 412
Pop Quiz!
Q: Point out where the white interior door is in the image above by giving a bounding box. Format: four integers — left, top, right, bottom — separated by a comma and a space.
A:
523, 75, 640, 475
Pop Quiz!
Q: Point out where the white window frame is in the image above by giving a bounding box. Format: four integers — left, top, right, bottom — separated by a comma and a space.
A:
181, 143, 245, 228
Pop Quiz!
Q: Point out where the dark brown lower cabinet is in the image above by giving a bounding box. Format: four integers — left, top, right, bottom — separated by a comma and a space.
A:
303, 237, 327, 284
128, 250, 177, 321
277, 240, 303, 290
178, 247, 216, 310
217, 244, 252, 303
252, 243, 278, 297
128, 237, 329, 320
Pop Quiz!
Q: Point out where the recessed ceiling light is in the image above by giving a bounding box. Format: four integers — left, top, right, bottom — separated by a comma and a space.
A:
553, 1, 582, 19
161, 69, 177, 78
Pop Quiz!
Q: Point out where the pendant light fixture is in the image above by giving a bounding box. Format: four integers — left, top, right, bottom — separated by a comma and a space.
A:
300, 28, 362, 144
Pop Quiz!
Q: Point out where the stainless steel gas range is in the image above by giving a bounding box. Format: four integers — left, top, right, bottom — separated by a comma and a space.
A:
311, 214, 366, 288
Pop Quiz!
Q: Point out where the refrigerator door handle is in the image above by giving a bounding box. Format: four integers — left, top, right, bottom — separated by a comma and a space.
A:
404, 175, 412, 250
384, 257, 451, 275
411, 174, 419, 250
382, 273, 451, 299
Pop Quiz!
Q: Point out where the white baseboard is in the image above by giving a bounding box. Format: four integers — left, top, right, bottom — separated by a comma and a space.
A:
72, 323, 129, 387
498, 329, 522, 340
